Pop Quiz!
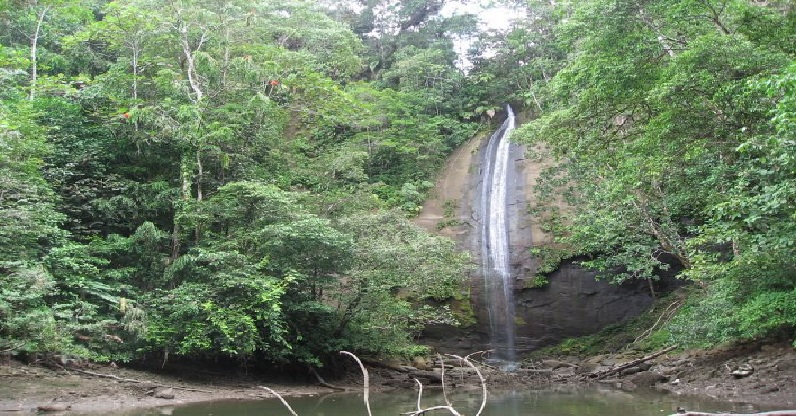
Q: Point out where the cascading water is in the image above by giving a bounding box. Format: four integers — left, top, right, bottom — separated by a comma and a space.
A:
480, 105, 516, 366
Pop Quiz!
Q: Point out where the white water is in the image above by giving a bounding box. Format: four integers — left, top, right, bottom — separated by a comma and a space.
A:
480, 105, 516, 364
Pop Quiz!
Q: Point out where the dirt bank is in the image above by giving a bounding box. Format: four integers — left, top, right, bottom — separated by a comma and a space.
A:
516, 341, 796, 411
2, 343, 795, 415
0, 360, 345, 415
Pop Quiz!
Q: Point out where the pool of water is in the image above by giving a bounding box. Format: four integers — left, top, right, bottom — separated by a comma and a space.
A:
117, 386, 767, 416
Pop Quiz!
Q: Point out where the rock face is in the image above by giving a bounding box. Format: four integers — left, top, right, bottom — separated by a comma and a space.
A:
417, 115, 675, 355
511, 262, 661, 352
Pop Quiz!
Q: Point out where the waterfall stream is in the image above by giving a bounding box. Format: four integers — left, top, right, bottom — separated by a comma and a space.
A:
480, 105, 516, 365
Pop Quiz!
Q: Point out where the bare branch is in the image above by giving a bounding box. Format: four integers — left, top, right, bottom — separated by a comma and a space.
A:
340, 351, 372, 416
258, 386, 298, 416
403, 405, 463, 416
438, 354, 453, 407
413, 378, 423, 412
450, 352, 489, 416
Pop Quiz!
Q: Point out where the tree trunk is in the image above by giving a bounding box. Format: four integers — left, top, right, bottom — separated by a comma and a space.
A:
171, 154, 193, 263
29, 6, 50, 100
180, 24, 205, 103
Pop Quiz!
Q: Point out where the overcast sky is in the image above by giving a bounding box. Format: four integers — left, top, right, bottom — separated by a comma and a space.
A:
441, 1, 524, 71
441, 0, 521, 31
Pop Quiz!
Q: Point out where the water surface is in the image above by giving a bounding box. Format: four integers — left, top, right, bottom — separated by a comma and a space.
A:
121, 386, 767, 416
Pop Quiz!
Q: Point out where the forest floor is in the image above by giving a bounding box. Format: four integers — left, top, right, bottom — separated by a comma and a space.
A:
1, 341, 795, 415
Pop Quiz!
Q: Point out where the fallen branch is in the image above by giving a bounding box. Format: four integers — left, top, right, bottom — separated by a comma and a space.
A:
634, 300, 680, 344
70, 369, 212, 393
413, 378, 423, 412
341, 351, 372, 416
589, 345, 678, 380
0, 342, 25, 354
258, 386, 298, 416
402, 405, 463, 415
439, 355, 451, 407
360, 357, 409, 372
308, 366, 348, 391
671, 411, 796, 416
449, 352, 488, 416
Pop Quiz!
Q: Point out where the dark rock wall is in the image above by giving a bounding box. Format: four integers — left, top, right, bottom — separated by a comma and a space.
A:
417, 116, 672, 356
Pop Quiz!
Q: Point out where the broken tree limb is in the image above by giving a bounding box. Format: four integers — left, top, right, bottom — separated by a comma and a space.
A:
258, 386, 298, 416
70, 369, 212, 393
308, 366, 348, 391
340, 351, 372, 416
671, 412, 796, 416
448, 352, 488, 416
589, 345, 678, 380
402, 405, 463, 416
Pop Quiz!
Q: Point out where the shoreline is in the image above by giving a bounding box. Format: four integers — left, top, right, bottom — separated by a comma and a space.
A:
0, 361, 343, 415
2, 342, 795, 415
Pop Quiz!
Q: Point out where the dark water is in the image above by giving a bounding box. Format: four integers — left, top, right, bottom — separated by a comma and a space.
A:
120, 387, 767, 416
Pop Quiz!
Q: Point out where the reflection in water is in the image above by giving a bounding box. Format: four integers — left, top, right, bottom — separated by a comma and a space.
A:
115, 387, 767, 416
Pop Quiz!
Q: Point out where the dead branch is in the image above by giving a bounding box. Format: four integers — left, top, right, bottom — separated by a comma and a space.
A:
258, 386, 298, 416
70, 369, 212, 393
413, 378, 423, 412
448, 351, 489, 416
340, 351, 372, 416
308, 366, 348, 391
0, 342, 24, 353
634, 300, 681, 344
673, 412, 796, 416
360, 357, 410, 372
439, 354, 452, 407
589, 345, 678, 380
402, 405, 463, 416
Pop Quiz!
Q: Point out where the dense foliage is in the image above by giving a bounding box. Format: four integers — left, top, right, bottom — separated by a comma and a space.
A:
490, 0, 796, 347
3, 0, 795, 367
0, 0, 479, 365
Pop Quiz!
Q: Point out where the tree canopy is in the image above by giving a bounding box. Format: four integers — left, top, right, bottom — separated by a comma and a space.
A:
0, 0, 477, 365
2, 0, 795, 366
495, 0, 796, 347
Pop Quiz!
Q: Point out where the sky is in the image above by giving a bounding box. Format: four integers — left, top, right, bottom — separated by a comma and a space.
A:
441, 1, 525, 71
441, 0, 521, 31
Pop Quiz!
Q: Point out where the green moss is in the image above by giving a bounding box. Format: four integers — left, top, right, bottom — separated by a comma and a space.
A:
450, 298, 477, 327
436, 218, 464, 230
523, 275, 549, 288
524, 292, 686, 359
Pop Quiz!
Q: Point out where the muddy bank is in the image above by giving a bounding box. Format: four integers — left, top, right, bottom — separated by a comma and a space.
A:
0, 360, 347, 415
514, 341, 796, 410
2, 342, 795, 414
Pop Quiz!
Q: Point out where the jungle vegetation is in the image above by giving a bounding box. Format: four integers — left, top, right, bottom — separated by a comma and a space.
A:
1, 0, 795, 370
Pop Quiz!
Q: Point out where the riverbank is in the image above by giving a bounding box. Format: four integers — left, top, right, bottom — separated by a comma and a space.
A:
0, 360, 345, 415
514, 340, 796, 411
1, 341, 795, 415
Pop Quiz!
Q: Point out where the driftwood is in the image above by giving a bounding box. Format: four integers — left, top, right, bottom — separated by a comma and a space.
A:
589, 345, 678, 380
258, 386, 299, 416
402, 378, 463, 416
71, 369, 213, 393
308, 366, 349, 391
341, 351, 373, 416
449, 352, 488, 416
672, 412, 796, 416
360, 357, 410, 372
409, 370, 443, 383
36, 404, 72, 412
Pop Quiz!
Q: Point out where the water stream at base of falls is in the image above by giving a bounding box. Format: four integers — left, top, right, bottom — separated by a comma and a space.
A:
480, 105, 517, 367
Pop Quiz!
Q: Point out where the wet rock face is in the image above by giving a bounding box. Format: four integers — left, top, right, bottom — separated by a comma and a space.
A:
511, 262, 661, 353
417, 116, 680, 355
462, 259, 672, 354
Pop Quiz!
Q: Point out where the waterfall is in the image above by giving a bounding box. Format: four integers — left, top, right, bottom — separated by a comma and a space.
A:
480, 105, 516, 365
